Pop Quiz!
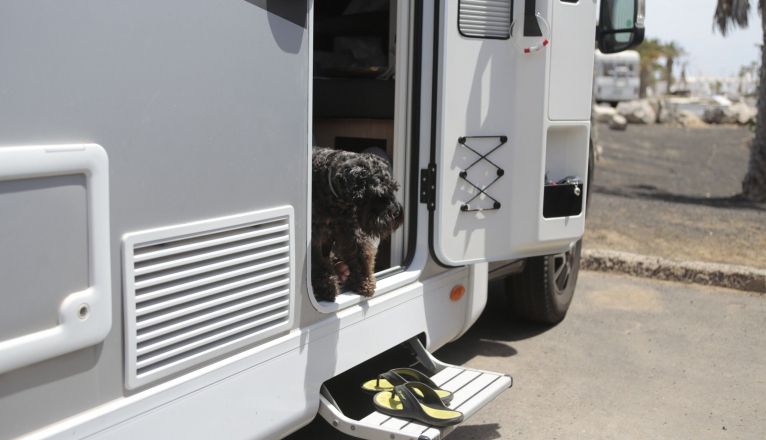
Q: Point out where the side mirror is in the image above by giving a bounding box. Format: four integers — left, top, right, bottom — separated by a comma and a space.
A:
597, 0, 645, 54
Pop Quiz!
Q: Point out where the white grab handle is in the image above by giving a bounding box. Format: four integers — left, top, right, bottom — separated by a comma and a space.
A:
0, 144, 112, 375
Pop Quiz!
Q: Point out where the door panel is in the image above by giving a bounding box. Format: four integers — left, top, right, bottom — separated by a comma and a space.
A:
431, 0, 589, 265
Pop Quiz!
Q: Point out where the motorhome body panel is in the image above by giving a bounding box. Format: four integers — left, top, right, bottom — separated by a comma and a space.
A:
19, 267, 477, 440
0, 0, 603, 437
0, 0, 310, 435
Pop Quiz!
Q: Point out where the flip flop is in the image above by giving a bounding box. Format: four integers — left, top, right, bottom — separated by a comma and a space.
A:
372, 382, 464, 427
361, 368, 454, 403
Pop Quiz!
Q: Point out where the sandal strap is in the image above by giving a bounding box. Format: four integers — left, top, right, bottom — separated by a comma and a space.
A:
400, 382, 446, 408
381, 383, 463, 427
392, 384, 423, 415
391, 368, 440, 390
376, 370, 407, 388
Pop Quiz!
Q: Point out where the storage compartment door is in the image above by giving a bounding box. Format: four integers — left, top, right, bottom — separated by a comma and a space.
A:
548, 0, 597, 120
0, 144, 112, 374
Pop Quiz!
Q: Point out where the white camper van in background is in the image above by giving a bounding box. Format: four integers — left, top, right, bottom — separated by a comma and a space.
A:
0, 1, 644, 439
594, 49, 642, 105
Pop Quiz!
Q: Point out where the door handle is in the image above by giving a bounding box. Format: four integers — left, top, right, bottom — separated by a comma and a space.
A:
524, 0, 543, 36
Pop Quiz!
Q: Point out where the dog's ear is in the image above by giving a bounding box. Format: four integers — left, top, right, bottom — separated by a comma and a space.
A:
350, 166, 372, 200
336, 164, 370, 200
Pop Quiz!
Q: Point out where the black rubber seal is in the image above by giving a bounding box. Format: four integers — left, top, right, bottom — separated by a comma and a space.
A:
524, 0, 543, 37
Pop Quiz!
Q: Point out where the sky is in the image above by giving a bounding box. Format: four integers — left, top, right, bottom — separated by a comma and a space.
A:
645, 0, 762, 77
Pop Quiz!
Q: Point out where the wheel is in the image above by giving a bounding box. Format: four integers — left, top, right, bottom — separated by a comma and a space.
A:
503, 131, 593, 324
506, 240, 582, 324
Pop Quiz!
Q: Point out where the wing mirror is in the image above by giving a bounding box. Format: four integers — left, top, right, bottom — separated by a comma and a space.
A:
597, 0, 645, 54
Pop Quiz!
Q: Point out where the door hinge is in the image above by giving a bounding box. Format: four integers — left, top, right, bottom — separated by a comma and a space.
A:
420, 164, 436, 211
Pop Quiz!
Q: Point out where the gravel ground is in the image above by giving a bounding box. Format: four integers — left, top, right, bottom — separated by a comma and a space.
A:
587, 124, 766, 268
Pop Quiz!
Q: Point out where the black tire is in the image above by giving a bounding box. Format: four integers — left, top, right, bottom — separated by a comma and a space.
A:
506, 240, 582, 324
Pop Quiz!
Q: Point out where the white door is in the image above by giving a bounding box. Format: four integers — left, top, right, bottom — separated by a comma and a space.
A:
430, 0, 592, 266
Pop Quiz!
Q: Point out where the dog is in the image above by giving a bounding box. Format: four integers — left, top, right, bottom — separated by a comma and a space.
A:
311, 147, 404, 301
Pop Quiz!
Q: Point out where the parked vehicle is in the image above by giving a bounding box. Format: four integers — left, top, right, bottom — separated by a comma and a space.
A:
0, 0, 644, 438
594, 50, 642, 105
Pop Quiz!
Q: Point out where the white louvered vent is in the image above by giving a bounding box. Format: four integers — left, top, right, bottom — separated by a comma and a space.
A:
458, 0, 513, 39
122, 206, 294, 389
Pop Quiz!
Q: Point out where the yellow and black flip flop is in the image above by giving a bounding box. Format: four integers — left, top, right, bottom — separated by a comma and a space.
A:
373, 382, 464, 427
361, 368, 454, 404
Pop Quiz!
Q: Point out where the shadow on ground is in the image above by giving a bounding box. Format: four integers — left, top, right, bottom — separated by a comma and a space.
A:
435, 285, 555, 366
449, 423, 502, 440
594, 184, 766, 212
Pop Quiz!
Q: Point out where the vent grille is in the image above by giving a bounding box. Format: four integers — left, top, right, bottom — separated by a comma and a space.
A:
123, 207, 294, 389
458, 0, 513, 39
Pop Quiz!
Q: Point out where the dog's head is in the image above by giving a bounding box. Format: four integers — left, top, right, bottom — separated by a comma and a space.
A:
333, 153, 404, 238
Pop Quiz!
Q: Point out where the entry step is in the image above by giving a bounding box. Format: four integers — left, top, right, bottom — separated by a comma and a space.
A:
318, 339, 512, 440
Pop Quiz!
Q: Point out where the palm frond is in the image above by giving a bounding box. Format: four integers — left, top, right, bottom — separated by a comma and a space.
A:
714, 0, 752, 35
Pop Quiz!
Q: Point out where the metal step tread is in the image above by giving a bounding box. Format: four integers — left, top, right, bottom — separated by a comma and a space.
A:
359, 366, 511, 439
319, 348, 512, 440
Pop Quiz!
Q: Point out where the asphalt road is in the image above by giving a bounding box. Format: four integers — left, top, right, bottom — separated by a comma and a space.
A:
587, 124, 766, 268
285, 272, 766, 439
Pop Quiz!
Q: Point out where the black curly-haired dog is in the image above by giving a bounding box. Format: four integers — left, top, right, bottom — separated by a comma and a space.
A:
312, 147, 404, 301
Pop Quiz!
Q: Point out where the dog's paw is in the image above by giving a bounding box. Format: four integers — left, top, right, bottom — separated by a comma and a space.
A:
356, 277, 377, 298
312, 277, 339, 302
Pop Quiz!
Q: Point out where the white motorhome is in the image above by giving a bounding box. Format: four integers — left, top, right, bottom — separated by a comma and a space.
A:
0, 1, 643, 439
594, 49, 642, 105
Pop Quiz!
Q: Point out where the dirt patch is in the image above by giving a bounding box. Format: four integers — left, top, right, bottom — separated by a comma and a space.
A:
588, 124, 766, 268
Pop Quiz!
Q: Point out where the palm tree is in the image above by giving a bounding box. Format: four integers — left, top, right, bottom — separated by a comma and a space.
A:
662, 42, 685, 94
739, 60, 760, 96
635, 38, 664, 98
715, 0, 766, 202
739, 65, 748, 95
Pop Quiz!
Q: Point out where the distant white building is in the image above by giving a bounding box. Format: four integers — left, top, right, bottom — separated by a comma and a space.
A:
676, 73, 757, 99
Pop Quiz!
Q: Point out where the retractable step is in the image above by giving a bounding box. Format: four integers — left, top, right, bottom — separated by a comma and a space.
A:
318, 339, 512, 440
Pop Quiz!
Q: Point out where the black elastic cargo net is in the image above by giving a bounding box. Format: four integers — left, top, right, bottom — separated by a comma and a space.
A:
457, 135, 507, 212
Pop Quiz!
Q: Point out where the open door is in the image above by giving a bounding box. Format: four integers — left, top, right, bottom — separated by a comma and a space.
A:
429, 0, 592, 266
